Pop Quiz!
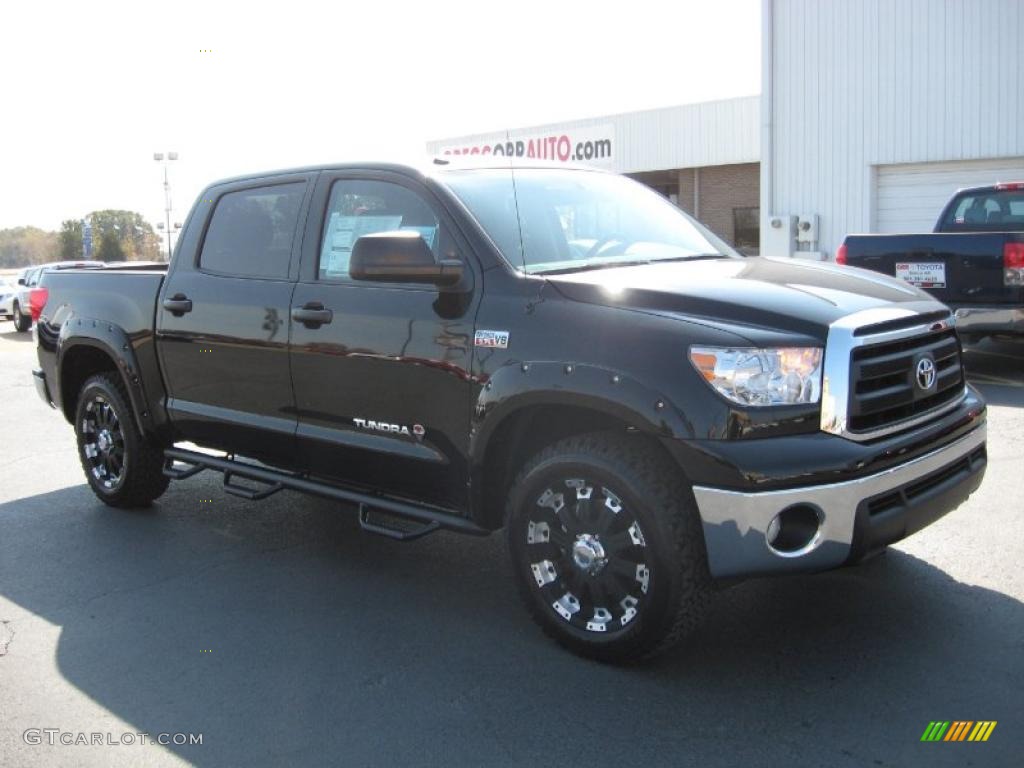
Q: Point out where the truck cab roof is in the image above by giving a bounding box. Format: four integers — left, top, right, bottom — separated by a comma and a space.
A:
203, 157, 608, 190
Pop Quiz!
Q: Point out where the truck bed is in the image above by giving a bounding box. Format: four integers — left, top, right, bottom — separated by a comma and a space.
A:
40, 265, 168, 334
842, 232, 1024, 307
35, 265, 169, 423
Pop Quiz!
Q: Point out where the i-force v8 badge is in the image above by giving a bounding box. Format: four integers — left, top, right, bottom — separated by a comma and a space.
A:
474, 330, 510, 349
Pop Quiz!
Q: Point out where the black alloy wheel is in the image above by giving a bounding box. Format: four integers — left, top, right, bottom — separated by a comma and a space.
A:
507, 433, 711, 663
523, 477, 651, 635
80, 393, 127, 492
74, 373, 169, 508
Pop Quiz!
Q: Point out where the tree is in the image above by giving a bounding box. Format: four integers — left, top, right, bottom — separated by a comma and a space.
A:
0, 227, 59, 268
0, 211, 160, 268
58, 220, 83, 261
86, 210, 161, 261
96, 231, 125, 262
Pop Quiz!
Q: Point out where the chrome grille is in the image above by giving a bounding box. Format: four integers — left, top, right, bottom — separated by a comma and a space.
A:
820, 306, 967, 442
848, 328, 964, 433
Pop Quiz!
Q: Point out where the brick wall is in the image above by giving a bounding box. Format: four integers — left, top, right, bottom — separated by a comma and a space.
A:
633, 163, 760, 250
676, 169, 696, 216
691, 162, 760, 248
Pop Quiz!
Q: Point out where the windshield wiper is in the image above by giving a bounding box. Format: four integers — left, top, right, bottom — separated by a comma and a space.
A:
531, 253, 727, 276
534, 259, 657, 275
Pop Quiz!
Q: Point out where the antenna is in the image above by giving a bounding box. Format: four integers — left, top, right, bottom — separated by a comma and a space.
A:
507, 128, 527, 272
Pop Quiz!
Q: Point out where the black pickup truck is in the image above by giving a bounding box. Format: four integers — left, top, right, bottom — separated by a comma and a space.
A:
839, 182, 1024, 342
34, 162, 987, 662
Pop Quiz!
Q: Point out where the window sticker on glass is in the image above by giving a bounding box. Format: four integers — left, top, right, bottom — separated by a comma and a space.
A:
321, 213, 403, 277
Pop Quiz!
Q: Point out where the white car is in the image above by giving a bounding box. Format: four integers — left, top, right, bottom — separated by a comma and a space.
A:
0, 276, 17, 323
10, 266, 42, 332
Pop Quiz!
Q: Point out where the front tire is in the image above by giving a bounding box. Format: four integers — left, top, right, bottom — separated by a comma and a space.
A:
506, 433, 711, 663
13, 303, 31, 332
75, 373, 169, 508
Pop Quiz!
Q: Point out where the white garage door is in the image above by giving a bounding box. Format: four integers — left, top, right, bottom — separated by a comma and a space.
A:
876, 158, 1024, 233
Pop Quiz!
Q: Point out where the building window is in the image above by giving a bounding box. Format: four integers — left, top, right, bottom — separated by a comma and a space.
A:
733, 207, 759, 252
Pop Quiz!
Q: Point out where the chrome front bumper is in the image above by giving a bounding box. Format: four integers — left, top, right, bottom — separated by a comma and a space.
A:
953, 305, 1024, 336
692, 424, 987, 579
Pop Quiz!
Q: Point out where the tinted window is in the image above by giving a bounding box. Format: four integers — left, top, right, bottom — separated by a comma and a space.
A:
319, 180, 444, 282
944, 189, 1024, 231
200, 183, 306, 278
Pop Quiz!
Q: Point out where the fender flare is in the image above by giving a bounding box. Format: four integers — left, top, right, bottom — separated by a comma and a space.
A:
56, 317, 163, 439
469, 360, 696, 466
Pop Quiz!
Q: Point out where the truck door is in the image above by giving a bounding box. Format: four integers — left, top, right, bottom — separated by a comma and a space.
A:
289, 171, 480, 511
156, 174, 313, 467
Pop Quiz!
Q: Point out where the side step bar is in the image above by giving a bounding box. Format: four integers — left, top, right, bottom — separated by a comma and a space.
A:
358, 505, 441, 542
163, 447, 489, 539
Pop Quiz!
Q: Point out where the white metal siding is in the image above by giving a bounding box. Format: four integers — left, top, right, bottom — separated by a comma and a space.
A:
427, 96, 760, 174
764, 0, 1024, 257
876, 158, 1024, 233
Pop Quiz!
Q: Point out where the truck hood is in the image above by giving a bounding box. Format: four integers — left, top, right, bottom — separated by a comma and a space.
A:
545, 256, 938, 342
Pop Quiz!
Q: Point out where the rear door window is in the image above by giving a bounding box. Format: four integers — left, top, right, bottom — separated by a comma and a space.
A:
200, 183, 306, 278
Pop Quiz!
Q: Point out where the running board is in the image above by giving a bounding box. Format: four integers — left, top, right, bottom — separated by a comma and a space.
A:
358, 505, 441, 541
163, 447, 488, 538
223, 469, 284, 501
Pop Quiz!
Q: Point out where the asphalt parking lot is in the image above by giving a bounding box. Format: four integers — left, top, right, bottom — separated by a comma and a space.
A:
0, 321, 1021, 767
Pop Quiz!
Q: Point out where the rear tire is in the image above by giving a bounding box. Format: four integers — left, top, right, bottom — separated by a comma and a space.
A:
506, 432, 711, 663
74, 373, 169, 508
13, 303, 31, 332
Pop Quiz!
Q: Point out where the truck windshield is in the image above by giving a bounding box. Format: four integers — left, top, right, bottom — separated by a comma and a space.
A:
442, 168, 737, 274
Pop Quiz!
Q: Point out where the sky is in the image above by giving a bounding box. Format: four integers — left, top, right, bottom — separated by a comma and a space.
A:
0, 0, 760, 242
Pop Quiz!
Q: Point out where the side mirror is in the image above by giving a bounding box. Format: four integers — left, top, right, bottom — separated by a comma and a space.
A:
17, 277, 25, 286
350, 231, 463, 288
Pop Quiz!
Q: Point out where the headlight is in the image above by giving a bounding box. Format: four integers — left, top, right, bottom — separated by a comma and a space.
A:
689, 346, 822, 406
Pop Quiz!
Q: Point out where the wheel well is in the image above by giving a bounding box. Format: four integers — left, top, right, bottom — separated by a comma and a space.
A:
476, 404, 667, 530
60, 345, 119, 422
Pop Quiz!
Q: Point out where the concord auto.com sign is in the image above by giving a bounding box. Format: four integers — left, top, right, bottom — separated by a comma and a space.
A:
437, 125, 615, 168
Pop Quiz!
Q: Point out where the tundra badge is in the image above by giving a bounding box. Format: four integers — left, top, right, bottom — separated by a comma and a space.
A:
353, 419, 425, 439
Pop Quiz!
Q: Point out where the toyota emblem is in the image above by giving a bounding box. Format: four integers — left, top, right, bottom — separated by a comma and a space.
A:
915, 357, 937, 391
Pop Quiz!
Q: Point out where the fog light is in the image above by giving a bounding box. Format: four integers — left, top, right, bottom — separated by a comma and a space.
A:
766, 504, 822, 556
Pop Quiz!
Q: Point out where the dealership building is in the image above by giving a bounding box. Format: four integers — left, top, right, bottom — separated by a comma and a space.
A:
428, 0, 1024, 260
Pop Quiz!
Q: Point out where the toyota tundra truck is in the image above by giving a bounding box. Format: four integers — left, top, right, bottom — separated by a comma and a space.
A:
33, 161, 987, 662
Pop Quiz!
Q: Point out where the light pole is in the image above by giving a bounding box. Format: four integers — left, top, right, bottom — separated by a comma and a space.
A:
156, 220, 182, 259
153, 151, 178, 260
